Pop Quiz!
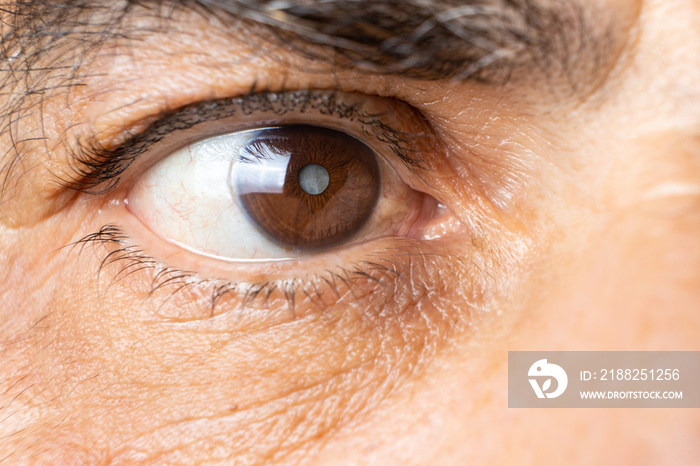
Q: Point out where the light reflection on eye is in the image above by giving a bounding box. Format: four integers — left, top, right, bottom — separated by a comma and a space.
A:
127, 124, 423, 261
236, 126, 380, 251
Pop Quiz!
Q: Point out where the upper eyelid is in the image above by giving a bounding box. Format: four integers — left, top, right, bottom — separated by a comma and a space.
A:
63, 90, 428, 195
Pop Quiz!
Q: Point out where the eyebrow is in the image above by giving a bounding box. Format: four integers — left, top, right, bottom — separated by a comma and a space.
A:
1, 0, 622, 88
196, 0, 617, 85
0, 0, 628, 200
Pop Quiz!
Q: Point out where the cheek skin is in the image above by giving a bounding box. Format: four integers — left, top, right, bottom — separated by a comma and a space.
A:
0, 200, 502, 462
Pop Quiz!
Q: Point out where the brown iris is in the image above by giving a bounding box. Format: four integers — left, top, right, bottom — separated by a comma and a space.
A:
234, 125, 380, 251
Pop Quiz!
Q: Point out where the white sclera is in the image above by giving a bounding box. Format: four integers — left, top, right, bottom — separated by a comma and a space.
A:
128, 129, 298, 260
298, 163, 330, 195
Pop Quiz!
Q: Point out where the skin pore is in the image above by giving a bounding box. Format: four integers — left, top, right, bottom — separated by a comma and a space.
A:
1, 0, 699, 464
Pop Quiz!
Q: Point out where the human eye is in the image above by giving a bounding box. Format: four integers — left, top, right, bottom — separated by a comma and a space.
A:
86, 89, 461, 315
126, 117, 429, 261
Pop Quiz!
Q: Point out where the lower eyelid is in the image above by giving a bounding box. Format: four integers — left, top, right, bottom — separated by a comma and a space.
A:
60, 224, 480, 453
71, 222, 468, 328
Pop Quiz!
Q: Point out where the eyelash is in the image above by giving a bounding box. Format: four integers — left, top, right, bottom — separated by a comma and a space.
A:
71, 223, 405, 318
64, 90, 425, 195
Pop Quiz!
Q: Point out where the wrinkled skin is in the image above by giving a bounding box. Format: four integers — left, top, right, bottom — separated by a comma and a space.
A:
1, 0, 699, 464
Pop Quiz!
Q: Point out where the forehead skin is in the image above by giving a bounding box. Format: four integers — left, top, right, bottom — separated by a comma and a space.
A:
0, 0, 699, 464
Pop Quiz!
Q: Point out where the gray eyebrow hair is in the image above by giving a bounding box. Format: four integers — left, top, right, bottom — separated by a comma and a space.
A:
0, 0, 624, 200
196, 0, 612, 84
0, 0, 621, 97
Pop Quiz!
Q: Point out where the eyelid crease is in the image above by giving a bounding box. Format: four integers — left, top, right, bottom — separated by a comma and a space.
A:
61, 90, 428, 195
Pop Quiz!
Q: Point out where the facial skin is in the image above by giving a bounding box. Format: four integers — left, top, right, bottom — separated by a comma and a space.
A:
0, 0, 699, 464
